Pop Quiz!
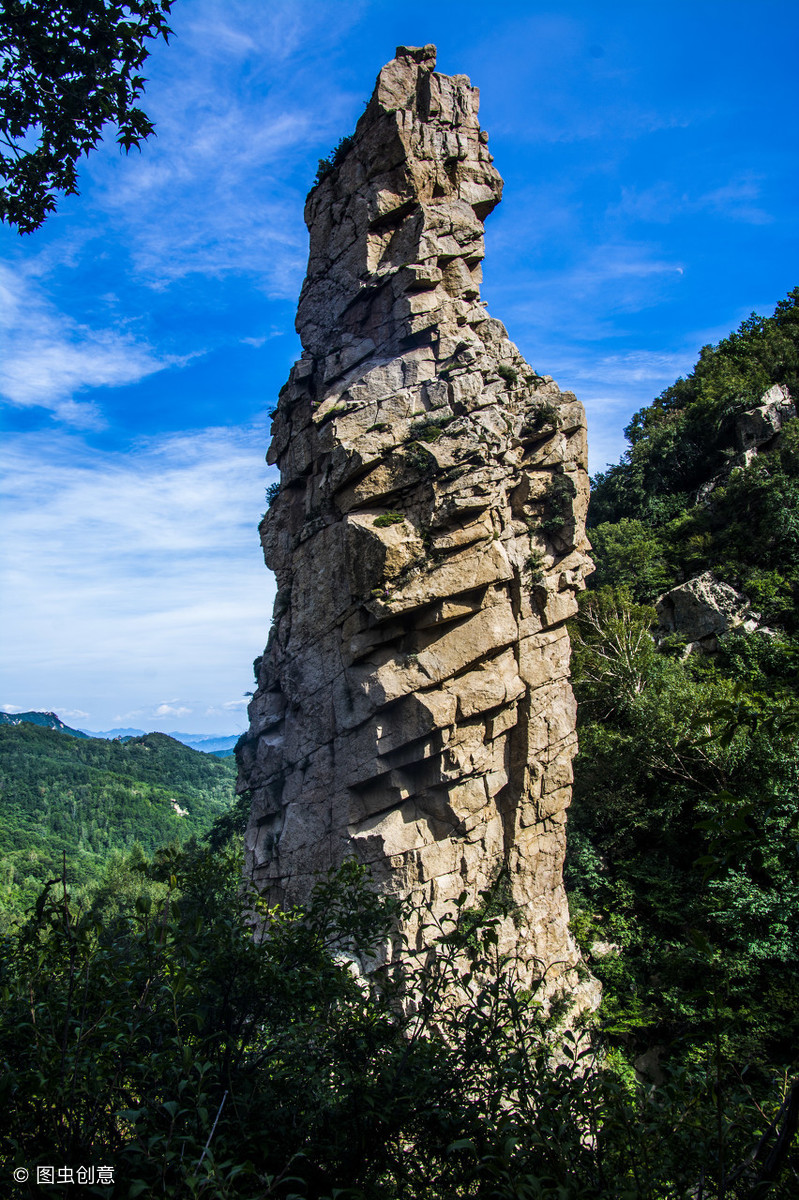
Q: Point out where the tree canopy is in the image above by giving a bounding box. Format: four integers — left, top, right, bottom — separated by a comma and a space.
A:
0, 0, 174, 232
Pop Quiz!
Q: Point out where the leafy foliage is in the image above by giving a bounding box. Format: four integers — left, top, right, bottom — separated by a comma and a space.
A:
591, 288, 799, 530
0, 0, 174, 232
313, 134, 354, 186
2, 842, 796, 1198
585, 289, 799, 626
537, 472, 578, 538
569, 589, 799, 1067
408, 414, 453, 443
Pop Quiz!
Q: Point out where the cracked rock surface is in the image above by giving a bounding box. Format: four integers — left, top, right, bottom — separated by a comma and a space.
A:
237, 45, 595, 995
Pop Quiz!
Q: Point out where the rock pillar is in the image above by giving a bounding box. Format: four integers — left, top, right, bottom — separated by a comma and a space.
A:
237, 45, 593, 991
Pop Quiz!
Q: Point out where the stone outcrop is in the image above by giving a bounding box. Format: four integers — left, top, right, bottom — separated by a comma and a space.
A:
735, 383, 795, 458
698, 384, 795, 501
237, 46, 593, 994
655, 570, 761, 652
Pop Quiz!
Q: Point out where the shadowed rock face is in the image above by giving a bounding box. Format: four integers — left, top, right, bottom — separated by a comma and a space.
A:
237, 46, 593, 991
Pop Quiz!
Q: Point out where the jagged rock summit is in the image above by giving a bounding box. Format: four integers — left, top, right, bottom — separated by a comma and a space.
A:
237, 46, 594, 995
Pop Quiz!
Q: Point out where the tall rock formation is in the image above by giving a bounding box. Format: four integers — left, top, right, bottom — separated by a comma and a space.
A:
237, 46, 593, 991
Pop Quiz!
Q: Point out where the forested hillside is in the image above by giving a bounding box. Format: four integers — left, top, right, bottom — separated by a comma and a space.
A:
588, 286, 799, 621
566, 288, 799, 1105
0, 725, 235, 917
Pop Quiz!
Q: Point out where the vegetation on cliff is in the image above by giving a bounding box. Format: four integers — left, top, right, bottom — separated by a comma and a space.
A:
588, 288, 799, 622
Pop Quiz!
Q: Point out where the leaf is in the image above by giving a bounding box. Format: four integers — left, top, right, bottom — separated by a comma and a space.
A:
117, 1108, 142, 1123
127, 1182, 151, 1198
447, 1138, 477, 1155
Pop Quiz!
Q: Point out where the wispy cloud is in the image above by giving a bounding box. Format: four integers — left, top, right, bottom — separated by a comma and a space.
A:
0, 426, 277, 731
491, 241, 686, 350
611, 173, 773, 226
0, 265, 171, 422
570, 349, 695, 389
698, 176, 773, 225
83, 0, 367, 296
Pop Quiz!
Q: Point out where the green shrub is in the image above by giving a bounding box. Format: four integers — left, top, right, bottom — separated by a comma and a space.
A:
408, 414, 452, 443
404, 440, 438, 477
537, 472, 577, 536
314, 134, 354, 185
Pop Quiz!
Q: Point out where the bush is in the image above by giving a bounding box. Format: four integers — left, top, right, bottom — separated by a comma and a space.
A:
2, 839, 797, 1198
314, 135, 354, 185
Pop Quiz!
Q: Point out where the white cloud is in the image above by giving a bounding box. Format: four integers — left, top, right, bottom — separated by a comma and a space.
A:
491, 242, 686, 344
611, 174, 772, 227
0, 264, 170, 421
1, 703, 24, 713
155, 703, 192, 718
0, 426, 277, 732
698, 176, 772, 225
569, 349, 695, 389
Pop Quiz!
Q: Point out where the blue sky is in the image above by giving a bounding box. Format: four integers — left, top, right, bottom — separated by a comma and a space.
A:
1, 0, 797, 733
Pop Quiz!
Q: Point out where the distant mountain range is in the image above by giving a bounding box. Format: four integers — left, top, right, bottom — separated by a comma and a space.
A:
0, 710, 90, 738
0, 711, 240, 757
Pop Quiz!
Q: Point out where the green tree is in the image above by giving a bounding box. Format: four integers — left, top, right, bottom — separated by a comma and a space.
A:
568, 590, 799, 1079
0, 0, 174, 232
590, 288, 799, 530
588, 518, 670, 601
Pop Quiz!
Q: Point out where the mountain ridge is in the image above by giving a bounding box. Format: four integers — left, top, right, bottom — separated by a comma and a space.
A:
0, 711, 240, 757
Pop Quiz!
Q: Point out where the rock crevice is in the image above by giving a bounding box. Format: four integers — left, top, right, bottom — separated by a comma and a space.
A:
237, 46, 593, 991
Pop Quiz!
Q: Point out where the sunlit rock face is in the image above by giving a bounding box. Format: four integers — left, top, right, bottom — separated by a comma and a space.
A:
237, 45, 593, 995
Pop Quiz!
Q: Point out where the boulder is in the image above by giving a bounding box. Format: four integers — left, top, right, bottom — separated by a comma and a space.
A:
735, 383, 795, 453
655, 571, 759, 651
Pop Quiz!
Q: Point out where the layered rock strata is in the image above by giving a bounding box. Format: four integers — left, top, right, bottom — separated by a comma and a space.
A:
237, 46, 593, 990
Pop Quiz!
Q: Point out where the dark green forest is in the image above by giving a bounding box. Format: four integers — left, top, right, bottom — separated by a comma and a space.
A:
0, 726, 235, 917
1, 291, 798, 1197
